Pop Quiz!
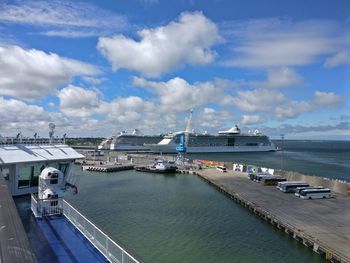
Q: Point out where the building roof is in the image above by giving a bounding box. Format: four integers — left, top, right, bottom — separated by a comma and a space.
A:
0, 144, 84, 165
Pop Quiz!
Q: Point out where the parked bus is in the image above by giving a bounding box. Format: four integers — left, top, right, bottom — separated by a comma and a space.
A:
299, 188, 333, 199
294, 186, 325, 197
277, 181, 309, 193
261, 176, 287, 186
216, 166, 227, 172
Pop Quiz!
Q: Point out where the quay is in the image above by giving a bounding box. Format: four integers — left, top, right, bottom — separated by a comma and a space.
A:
196, 168, 350, 263
82, 164, 134, 172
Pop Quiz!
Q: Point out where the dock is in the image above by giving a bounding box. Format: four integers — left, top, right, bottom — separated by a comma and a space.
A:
82, 164, 134, 172
196, 169, 350, 263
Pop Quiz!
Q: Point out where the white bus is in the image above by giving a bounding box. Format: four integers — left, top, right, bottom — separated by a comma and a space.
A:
294, 186, 325, 197
216, 166, 227, 172
299, 188, 333, 199
277, 181, 309, 193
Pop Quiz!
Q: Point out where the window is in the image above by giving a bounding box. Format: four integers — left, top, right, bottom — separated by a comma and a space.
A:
58, 163, 69, 176
18, 165, 32, 188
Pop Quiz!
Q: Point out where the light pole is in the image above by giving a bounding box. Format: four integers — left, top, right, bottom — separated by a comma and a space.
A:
280, 134, 285, 171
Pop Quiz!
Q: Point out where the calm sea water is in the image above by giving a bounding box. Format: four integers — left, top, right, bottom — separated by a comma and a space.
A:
65, 141, 349, 262
189, 140, 350, 181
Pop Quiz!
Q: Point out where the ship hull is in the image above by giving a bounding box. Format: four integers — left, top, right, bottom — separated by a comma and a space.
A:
149, 145, 276, 153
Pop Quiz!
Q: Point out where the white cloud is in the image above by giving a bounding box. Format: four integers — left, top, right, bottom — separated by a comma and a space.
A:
197, 108, 234, 129
97, 11, 221, 77
324, 51, 350, 68
133, 76, 224, 111
58, 85, 101, 118
256, 67, 304, 89
230, 88, 285, 112
0, 96, 71, 135
0, 1, 127, 38
222, 19, 343, 68
274, 91, 343, 119
313, 91, 343, 107
241, 115, 264, 125
0, 45, 99, 99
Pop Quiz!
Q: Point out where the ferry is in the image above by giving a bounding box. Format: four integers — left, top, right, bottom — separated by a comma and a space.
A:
98, 129, 163, 151
0, 125, 141, 263
147, 125, 276, 153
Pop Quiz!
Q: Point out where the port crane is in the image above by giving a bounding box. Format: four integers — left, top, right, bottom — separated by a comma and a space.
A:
175, 109, 193, 165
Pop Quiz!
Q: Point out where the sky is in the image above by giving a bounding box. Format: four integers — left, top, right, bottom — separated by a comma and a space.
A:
0, 0, 349, 140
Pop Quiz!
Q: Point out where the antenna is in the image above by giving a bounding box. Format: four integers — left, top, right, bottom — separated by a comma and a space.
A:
16, 132, 23, 143
49, 123, 55, 144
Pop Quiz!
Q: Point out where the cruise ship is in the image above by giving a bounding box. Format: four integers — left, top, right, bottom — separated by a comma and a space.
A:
147, 125, 276, 153
98, 129, 163, 151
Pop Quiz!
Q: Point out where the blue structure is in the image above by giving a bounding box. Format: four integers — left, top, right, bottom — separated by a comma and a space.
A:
176, 134, 186, 153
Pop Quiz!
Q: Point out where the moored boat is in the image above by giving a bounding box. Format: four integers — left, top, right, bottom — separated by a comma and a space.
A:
135, 160, 177, 174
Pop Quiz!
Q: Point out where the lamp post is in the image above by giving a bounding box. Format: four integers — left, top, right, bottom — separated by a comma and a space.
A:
280, 134, 285, 172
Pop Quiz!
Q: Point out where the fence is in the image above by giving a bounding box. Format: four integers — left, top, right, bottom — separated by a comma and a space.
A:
62, 200, 141, 263
31, 194, 63, 218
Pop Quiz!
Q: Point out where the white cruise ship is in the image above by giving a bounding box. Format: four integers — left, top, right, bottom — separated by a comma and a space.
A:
98, 129, 163, 151
147, 125, 276, 153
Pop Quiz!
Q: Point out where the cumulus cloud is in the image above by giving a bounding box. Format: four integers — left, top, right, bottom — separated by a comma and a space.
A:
0, 0, 127, 38
324, 51, 350, 68
256, 67, 304, 89
241, 115, 264, 125
274, 91, 343, 119
222, 19, 343, 68
0, 96, 71, 135
58, 85, 101, 118
229, 88, 285, 112
0, 45, 99, 99
133, 76, 224, 111
198, 108, 234, 128
97, 11, 221, 77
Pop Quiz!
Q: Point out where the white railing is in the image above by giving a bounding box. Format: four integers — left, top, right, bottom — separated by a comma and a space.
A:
31, 194, 63, 218
0, 138, 65, 145
62, 200, 141, 263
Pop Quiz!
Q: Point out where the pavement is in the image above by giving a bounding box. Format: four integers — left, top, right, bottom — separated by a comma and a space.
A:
197, 168, 350, 262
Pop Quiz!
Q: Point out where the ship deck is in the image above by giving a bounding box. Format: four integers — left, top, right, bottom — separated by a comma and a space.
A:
14, 196, 107, 263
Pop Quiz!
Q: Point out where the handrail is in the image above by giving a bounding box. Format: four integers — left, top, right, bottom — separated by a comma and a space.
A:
0, 138, 64, 146
63, 200, 141, 263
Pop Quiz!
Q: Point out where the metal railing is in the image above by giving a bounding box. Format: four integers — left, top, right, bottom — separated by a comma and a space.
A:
0, 138, 65, 146
62, 200, 141, 263
31, 194, 63, 218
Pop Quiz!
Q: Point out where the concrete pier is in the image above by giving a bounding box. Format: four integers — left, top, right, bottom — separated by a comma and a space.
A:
196, 169, 350, 263
82, 164, 134, 173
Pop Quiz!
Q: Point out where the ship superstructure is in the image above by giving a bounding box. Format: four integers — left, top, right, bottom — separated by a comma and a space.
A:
148, 125, 276, 153
98, 129, 163, 151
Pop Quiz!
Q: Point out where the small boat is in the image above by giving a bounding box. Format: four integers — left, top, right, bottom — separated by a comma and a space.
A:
135, 160, 177, 174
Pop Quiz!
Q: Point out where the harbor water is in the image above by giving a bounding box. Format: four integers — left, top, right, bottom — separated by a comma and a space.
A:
189, 140, 350, 181
65, 140, 349, 262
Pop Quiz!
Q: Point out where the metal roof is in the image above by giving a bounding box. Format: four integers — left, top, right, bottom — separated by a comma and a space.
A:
0, 144, 84, 165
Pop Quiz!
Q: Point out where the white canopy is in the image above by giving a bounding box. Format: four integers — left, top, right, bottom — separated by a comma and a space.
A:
0, 144, 84, 165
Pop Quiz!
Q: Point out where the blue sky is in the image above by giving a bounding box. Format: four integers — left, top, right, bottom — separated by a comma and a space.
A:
0, 0, 349, 139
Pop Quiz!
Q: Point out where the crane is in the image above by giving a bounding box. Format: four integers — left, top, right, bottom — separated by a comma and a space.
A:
175, 109, 193, 165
